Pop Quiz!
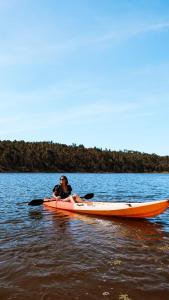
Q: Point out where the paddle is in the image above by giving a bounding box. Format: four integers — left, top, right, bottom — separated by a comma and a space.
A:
28, 193, 94, 206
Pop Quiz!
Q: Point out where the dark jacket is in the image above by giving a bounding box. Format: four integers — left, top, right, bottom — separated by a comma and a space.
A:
53, 184, 72, 199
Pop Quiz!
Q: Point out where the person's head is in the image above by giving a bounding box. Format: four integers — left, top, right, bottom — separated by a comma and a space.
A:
60, 175, 68, 185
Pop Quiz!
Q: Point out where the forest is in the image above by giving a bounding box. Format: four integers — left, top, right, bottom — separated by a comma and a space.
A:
0, 140, 169, 173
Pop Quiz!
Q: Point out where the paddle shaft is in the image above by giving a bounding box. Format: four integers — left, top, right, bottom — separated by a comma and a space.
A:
28, 193, 94, 206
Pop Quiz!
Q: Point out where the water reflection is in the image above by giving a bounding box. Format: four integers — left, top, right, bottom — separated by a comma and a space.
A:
1, 173, 169, 300
43, 206, 165, 241
109, 217, 164, 241
28, 210, 43, 220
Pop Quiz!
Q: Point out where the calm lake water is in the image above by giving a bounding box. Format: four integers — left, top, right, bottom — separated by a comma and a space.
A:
0, 173, 169, 300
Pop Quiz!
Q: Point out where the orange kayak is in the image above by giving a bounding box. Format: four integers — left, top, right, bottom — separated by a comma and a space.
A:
44, 198, 169, 218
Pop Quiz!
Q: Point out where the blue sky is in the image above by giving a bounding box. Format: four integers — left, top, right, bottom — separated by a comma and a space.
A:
0, 0, 169, 156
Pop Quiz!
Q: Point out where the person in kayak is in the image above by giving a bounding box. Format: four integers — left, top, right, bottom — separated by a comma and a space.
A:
52, 175, 83, 203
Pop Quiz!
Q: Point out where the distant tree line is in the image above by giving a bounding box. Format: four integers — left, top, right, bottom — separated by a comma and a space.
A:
0, 140, 169, 173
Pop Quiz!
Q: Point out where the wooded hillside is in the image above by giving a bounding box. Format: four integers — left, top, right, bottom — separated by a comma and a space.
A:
0, 140, 168, 172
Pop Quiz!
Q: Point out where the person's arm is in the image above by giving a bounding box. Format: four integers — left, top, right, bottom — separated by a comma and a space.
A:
52, 185, 60, 199
68, 185, 72, 196
52, 193, 61, 199
52, 194, 61, 200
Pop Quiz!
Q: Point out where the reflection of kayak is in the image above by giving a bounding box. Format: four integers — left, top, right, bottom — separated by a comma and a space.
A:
44, 198, 169, 218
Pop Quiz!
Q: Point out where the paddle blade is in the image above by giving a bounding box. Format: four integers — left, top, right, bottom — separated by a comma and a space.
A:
28, 199, 44, 206
83, 193, 94, 200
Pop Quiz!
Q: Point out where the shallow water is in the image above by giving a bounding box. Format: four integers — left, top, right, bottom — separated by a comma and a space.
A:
0, 173, 169, 300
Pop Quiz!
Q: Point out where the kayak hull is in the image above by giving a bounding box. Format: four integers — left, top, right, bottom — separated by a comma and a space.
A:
44, 198, 169, 218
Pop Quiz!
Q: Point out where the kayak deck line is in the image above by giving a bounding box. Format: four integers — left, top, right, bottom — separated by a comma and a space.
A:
43, 198, 169, 218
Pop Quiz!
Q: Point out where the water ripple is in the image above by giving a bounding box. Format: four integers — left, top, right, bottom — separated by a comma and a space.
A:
1, 173, 169, 299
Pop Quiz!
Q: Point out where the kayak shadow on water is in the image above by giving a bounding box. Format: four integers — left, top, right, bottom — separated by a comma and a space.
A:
43, 206, 165, 241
